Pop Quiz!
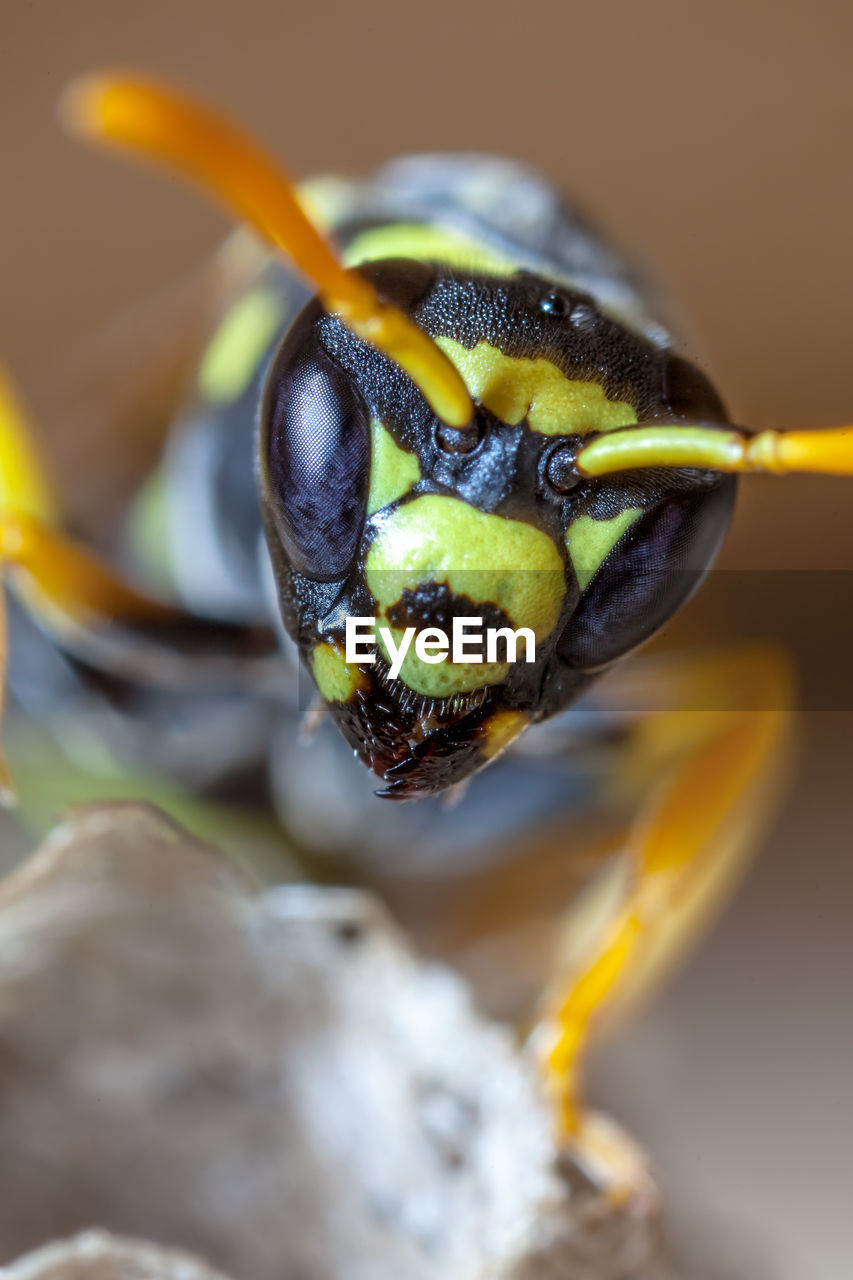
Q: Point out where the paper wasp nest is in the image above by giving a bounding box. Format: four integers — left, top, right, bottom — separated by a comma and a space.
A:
0, 804, 674, 1280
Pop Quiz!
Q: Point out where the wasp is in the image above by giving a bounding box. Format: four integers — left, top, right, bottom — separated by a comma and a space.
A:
1, 74, 851, 1190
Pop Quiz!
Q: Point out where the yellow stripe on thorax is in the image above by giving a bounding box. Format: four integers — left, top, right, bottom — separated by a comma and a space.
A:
436, 338, 638, 436
343, 224, 519, 276
198, 286, 285, 404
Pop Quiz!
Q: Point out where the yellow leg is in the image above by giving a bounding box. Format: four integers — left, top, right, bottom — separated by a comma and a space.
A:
1, 362, 174, 620
0, 370, 180, 801
0, 367, 57, 523
0, 513, 182, 801
0, 513, 177, 628
536, 646, 794, 1191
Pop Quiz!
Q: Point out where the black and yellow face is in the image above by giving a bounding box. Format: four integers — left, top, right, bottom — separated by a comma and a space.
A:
259, 260, 735, 797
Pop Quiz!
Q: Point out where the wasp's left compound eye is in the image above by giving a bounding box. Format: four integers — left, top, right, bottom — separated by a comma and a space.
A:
262, 327, 369, 582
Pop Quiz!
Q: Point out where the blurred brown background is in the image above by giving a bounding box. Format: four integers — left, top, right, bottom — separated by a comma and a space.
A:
1, 1, 851, 1275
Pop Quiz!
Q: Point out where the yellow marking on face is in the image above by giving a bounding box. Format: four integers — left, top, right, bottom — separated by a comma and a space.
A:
436, 338, 638, 436
367, 419, 421, 516
312, 641, 365, 703
567, 508, 643, 591
368, 495, 565, 635
481, 708, 530, 759
376, 628, 509, 697
198, 287, 284, 404
366, 495, 565, 697
343, 224, 519, 276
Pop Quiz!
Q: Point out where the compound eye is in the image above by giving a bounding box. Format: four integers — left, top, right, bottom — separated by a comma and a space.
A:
263, 340, 369, 581
559, 479, 735, 669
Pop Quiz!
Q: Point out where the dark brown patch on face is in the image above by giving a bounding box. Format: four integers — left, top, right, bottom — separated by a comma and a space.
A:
385, 581, 513, 637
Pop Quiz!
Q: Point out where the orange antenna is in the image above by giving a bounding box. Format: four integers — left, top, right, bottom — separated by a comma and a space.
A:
61, 74, 474, 430
575, 422, 853, 478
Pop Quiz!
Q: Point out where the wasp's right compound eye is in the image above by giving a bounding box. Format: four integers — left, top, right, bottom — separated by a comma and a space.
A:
261, 316, 369, 582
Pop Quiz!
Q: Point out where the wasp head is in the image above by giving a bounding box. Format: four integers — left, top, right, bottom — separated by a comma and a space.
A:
259, 260, 735, 797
